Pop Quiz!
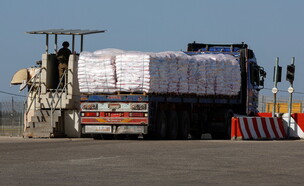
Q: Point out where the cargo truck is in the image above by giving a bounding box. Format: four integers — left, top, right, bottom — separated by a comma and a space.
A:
80, 42, 266, 140
13, 29, 265, 139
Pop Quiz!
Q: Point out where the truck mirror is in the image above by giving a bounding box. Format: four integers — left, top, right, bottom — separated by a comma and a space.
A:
258, 67, 266, 90
259, 80, 264, 87
260, 69, 266, 78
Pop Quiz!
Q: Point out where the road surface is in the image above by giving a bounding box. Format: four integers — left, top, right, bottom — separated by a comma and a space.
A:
0, 137, 303, 186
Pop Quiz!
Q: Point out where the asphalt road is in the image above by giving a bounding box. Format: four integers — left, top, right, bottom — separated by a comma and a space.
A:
0, 137, 303, 186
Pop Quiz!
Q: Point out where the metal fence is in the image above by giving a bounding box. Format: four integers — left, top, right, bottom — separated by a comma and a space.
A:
258, 94, 304, 113
0, 94, 303, 137
0, 97, 24, 136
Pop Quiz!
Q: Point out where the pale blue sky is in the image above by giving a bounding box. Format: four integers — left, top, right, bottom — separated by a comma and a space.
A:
1, 0, 304, 99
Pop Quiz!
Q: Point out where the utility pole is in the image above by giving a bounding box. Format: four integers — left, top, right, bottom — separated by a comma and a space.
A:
272, 57, 281, 117
286, 57, 295, 138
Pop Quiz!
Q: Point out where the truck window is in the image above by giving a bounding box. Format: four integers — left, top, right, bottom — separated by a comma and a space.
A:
248, 49, 255, 59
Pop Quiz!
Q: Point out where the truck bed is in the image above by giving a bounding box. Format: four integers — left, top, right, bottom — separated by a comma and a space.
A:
80, 93, 241, 104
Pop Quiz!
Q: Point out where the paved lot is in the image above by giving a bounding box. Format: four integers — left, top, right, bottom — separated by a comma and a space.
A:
0, 137, 303, 186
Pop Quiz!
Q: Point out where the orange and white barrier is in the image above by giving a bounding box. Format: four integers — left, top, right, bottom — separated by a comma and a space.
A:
231, 117, 286, 140
281, 113, 304, 139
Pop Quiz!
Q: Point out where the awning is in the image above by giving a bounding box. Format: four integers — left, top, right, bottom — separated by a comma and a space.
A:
26, 29, 106, 35
26, 29, 106, 53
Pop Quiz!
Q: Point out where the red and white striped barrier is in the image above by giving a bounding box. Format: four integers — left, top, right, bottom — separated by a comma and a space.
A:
231, 117, 286, 140
282, 113, 304, 139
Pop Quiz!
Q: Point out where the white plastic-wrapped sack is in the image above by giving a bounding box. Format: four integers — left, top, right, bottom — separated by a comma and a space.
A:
115, 52, 151, 92
78, 50, 117, 93
77, 48, 241, 96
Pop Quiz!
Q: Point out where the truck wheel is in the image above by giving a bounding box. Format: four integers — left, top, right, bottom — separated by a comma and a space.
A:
115, 134, 127, 140
167, 111, 179, 140
224, 110, 234, 139
127, 134, 139, 140
92, 134, 102, 140
102, 134, 114, 140
178, 111, 190, 140
154, 110, 167, 140
190, 113, 202, 140
190, 130, 202, 140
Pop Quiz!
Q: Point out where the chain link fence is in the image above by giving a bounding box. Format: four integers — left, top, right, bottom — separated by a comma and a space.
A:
0, 97, 24, 136
0, 94, 303, 137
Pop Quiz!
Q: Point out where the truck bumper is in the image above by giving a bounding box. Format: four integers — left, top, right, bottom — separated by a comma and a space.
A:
82, 125, 148, 135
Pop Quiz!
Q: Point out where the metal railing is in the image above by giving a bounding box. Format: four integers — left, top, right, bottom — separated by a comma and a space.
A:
24, 67, 70, 129
50, 69, 69, 128
24, 68, 43, 127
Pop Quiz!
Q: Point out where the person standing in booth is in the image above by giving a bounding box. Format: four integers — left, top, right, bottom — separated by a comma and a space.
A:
57, 41, 71, 88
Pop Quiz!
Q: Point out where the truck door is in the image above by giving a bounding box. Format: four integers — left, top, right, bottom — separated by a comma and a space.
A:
247, 61, 266, 115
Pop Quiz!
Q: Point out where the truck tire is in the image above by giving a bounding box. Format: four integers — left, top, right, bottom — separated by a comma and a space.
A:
167, 111, 179, 140
115, 134, 127, 140
154, 110, 167, 140
190, 130, 202, 140
190, 113, 203, 140
102, 134, 114, 140
212, 109, 234, 139
178, 111, 190, 140
224, 110, 234, 139
127, 134, 139, 140
92, 134, 102, 140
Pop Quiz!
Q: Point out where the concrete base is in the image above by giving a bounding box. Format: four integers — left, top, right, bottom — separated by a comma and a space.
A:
64, 110, 81, 138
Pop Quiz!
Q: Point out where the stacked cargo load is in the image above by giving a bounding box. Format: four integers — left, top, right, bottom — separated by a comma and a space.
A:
77, 49, 241, 96
116, 52, 151, 92
78, 50, 117, 93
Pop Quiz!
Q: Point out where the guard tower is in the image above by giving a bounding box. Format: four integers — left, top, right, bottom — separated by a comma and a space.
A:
16, 29, 106, 138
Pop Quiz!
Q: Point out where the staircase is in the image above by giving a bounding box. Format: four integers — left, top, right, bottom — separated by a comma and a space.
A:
23, 88, 74, 138
23, 72, 73, 138
23, 54, 79, 138
24, 109, 64, 138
